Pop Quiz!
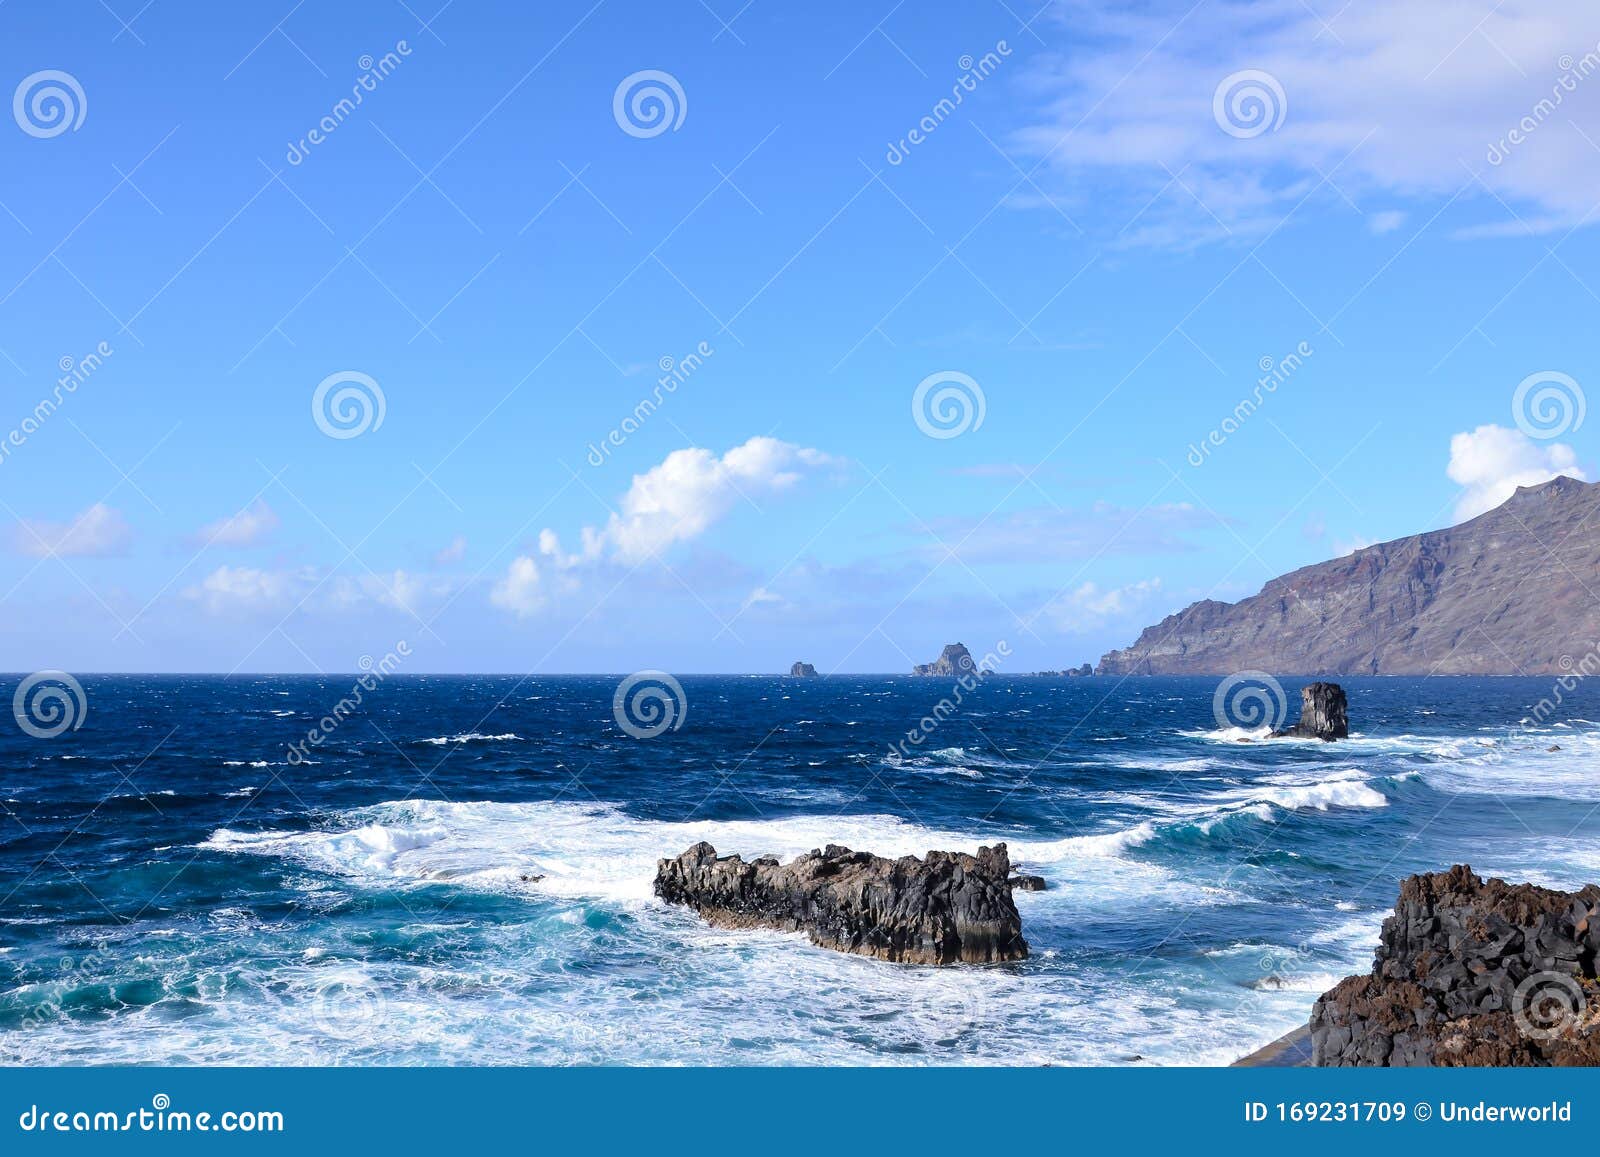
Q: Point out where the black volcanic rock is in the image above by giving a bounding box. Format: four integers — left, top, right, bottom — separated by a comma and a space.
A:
1311, 865, 1600, 1066
789, 661, 818, 677
913, 643, 977, 677
654, 841, 1029, 965
1008, 874, 1047, 892
1098, 475, 1600, 675
1272, 682, 1348, 741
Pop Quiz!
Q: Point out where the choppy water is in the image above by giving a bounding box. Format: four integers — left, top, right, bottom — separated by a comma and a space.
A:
3, 674, 1598, 1066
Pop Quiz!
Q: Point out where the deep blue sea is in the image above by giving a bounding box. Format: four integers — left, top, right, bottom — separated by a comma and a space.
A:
3, 673, 1598, 1066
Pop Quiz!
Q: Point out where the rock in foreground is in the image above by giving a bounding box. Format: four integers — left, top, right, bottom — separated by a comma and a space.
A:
1311, 865, 1600, 1066
655, 842, 1029, 964
1273, 682, 1348, 741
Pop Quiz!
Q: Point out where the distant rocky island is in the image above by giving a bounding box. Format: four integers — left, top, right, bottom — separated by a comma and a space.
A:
912, 643, 978, 677
789, 661, 818, 677
1099, 476, 1599, 675
655, 841, 1029, 964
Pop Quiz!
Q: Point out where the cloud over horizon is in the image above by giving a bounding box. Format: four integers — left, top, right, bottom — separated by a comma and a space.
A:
192, 500, 279, 548
492, 437, 842, 618
1447, 423, 1586, 520
1014, 0, 1600, 245
15, 504, 132, 558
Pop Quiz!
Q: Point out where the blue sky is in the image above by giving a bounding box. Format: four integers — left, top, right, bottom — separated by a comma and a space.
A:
2, 0, 1597, 673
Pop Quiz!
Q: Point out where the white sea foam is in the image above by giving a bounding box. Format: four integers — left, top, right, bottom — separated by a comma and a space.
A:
418, 733, 523, 746
203, 800, 1218, 911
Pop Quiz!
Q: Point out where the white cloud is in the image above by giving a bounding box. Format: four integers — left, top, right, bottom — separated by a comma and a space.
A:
1447, 424, 1586, 520
599, 437, 838, 565
1015, 1, 1600, 244
1037, 578, 1164, 633
187, 565, 450, 617
186, 565, 301, 614
740, 585, 786, 612
491, 556, 545, 618
434, 536, 467, 566
361, 569, 447, 615
491, 437, 839, 617
15, 503, 131, 558
194, 500, 279, 547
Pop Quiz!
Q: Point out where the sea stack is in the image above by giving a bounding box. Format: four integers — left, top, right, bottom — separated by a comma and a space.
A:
789, 661, 818, 677
654, 841, 1029, 965
912, 643, 977, 677
1273, 682, 1348, 741
1311, 865, 1600, 1066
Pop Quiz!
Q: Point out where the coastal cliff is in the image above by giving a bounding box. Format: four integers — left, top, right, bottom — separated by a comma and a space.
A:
654, 841, 1029, 964
1312, 865, 1600, 1066
1098, 476, 1600, 675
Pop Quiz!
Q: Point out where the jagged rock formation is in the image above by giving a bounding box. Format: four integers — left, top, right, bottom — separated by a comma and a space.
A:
654, 841, 1029, 964
1272, 682, 1348, 740
1312, 865, 1600, 1066
913, 643, 977, 677
789, 661, 818, 677
1008, 874, 1047, 892
1099, 476, 1600, 675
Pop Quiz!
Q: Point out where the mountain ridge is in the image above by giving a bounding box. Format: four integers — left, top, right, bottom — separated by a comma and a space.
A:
1097, 475, 1600, 676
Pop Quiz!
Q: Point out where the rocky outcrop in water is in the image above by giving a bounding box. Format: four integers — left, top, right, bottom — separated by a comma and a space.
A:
654, 841, 1029, 964
913, 643, 977, 677
789, 661, 818, 677
1098, 476, 1600, 675
1311, 865, 1600, 1066
1272, 682, 1348, 741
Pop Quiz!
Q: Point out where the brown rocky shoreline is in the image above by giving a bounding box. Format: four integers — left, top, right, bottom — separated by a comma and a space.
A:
1239, 865, 1600, 1067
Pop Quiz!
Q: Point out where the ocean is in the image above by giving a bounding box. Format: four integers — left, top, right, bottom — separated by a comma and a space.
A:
2, 673, 1597, 1066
